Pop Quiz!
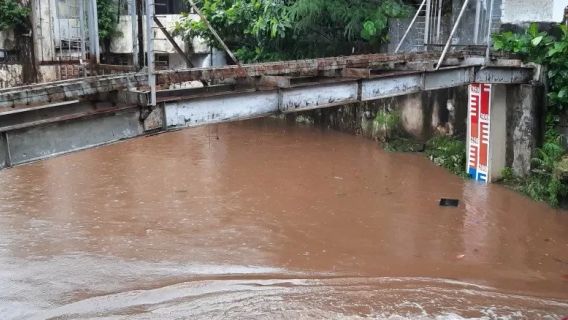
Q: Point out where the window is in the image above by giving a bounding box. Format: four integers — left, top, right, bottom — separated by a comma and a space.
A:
155, 0, 188, 14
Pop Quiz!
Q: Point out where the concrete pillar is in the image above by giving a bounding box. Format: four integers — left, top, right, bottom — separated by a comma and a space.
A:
506, 84, 542, 177
489, 85, 507, 182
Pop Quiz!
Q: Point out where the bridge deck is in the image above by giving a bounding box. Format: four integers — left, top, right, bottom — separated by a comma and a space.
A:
0, 51, 522, 109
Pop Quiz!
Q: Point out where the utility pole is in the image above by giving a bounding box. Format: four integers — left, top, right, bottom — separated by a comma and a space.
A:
136, 0, 144, 69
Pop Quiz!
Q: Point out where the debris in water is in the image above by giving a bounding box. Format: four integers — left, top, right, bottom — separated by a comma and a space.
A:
439, 198, 459, 207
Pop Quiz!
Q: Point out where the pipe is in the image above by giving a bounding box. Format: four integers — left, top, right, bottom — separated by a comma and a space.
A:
435, 0, 471, 70
395, 0, 427, 53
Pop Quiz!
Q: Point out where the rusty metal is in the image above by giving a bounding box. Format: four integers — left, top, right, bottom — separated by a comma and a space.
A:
0, 52, 528, 109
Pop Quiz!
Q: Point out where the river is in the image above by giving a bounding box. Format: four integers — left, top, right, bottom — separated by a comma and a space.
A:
0, 118, 567, 319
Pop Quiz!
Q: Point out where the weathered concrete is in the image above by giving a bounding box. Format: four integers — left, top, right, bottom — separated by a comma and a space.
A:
506, 84, 543, 177
361, 74, 422, 101
0, 132, 8, 169
165, 91, 278, 128
291, 87, 468, 142
280, 81, 358, 113
6, 109, 143, 165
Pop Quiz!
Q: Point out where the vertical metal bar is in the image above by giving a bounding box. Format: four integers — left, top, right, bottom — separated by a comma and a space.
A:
87, 0, 98, 66
395, 0, 427, 53
436, 0, 471, 70
79, 0, 86, 74
485, 0, 495, 64
136, 0, 144, 69
130, 0, 139, 68
93, 0, 100, 64
474, 0, 481, 44
146, 0, 156, 106
436, 0, 443, 43
424, 0, 432, 49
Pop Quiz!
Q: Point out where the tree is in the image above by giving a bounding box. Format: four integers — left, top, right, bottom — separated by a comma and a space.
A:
174, 0, 409, 62
0, 0, 37, 83
97, 0, 122, 61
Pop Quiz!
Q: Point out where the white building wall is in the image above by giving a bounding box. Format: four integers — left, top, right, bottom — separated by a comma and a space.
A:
110, 14, 210, 55
502, 0, 568, 24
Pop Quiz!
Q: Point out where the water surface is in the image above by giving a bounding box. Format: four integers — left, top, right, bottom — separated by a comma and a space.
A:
1, 118, 567, 319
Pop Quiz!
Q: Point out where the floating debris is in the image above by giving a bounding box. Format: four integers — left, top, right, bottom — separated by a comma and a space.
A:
439, 198, 459, 207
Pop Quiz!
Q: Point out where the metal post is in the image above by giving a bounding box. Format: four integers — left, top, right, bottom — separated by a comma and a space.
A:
130, 0, 139, 68
435, 0, 471, 70
79, 0, 86, 74
395, 0, 427, 53
485, 0, 495, 63
136, 0, 144, 69
436, 0, 443, 43
87, 0, 100, 65
473, 0, 481, 44
424, 0, 432, 49
146, 0, 156, 106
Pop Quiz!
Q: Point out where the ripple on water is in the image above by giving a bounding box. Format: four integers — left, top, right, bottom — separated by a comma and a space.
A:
19, 277, 568, 320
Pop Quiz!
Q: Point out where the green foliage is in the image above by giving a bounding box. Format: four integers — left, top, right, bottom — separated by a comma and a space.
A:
425, 136, 467, 177
501, 167, 516, 183
523, 138, 568, 207
493, 23, 568, 207
0, 0, 30, 31
174, 0, 409, 62
373, 109, 400, 131
500, 139, 568, 207
493, 23, 568, 111
383, 137, 424, 152
97, 0, 121, 42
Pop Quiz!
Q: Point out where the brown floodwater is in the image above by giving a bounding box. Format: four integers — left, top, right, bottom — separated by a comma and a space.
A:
0, 118, 567, 319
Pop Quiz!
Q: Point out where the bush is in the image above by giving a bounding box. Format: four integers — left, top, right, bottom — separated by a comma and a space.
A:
425, 136, 467, 177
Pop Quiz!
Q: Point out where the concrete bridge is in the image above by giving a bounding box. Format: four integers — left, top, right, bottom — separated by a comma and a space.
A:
0, 51, 539, 182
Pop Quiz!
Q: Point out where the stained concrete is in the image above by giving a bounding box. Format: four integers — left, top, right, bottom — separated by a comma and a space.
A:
6, 110, 143, 165
506, 84, 543, 177
164, 91, 279, 128
0, 132, 8, 169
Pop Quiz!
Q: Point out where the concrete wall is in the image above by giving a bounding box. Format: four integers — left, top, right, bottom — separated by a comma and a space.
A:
110, 15, 211, 53
292, 86, 469, 142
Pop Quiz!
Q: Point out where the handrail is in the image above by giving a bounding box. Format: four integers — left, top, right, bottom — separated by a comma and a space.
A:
435, 0, 471, 70
395, 0, 427, 53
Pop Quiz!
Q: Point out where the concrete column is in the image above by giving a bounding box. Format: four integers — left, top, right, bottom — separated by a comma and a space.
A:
506, 84, 542, 177
488, 84, 507, 182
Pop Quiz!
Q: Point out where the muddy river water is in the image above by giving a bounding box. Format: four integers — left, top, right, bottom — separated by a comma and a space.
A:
0, 118, 567, 319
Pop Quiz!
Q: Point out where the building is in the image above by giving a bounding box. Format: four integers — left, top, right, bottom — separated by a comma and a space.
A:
0, 0, 225, 87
